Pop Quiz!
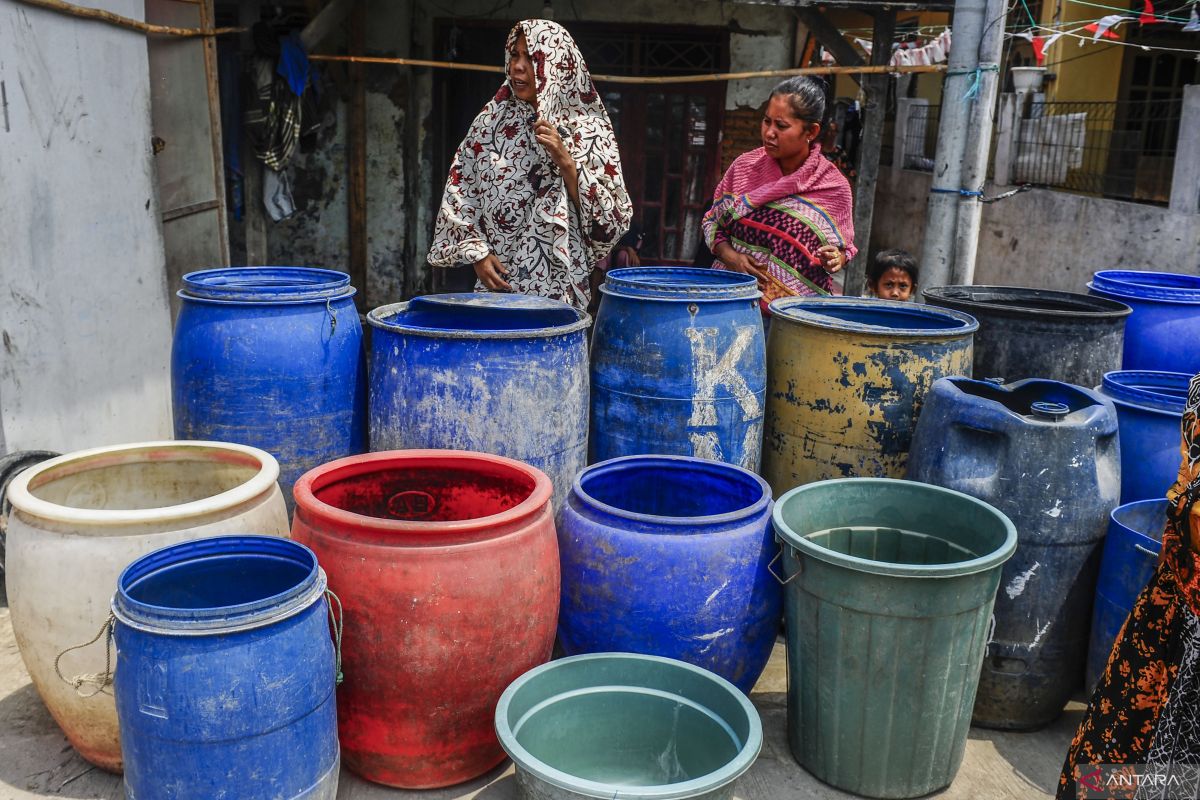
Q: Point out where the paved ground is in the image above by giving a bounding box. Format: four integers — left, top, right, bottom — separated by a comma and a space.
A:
0, 580, 1082, 799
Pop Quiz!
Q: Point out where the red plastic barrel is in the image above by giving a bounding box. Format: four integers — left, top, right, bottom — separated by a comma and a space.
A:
291, 450, 559, 788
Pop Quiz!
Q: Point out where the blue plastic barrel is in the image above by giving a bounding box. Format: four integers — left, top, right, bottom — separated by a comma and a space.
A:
591, 268, 765, 471
112, 536, 339, 799
1086, 499, 1166, 690
1097, 370, 1189, 503
557, 455, 780, 693
1088, 270, 1200, 373
173, 267, 366, 508
907, 377, 1121, 730
367, 293, 589, 510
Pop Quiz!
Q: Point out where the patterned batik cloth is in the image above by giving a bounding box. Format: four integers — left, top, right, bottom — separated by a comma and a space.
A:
1058, 373, 1200, 800
427, 19, 632, 312
701, 144, 856, 313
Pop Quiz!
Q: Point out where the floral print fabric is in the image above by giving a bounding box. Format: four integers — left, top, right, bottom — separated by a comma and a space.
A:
427, 19, 631, 311
1058, 373, 1200, 799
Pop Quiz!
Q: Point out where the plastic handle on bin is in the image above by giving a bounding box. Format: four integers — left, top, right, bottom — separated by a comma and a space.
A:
1134, 543, 1161, 559
767, 548, 801, 586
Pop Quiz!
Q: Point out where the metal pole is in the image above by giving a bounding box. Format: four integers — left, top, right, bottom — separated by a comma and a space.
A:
919, 0, 988, 291
952, 0, 1008, 284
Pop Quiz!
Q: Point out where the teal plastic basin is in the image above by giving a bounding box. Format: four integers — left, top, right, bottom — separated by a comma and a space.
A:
495, 653, 762, 799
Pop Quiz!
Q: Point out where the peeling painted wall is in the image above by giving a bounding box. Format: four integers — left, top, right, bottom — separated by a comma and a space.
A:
0, 0, 174, 451
870, 166, 1200, 291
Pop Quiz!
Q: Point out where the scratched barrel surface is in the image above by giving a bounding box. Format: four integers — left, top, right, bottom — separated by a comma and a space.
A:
591, 268, 766, 471
557, 455, 780, 693
173, 267, 367, 509
113, 536, 339, 799
761, 298, 977, 497
907, 377, 1120, 730
368, 294, 589, 511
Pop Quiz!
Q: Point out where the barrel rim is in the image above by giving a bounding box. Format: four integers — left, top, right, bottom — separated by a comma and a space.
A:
495, 652, 763, 800
772, 477, 1018, 578
600, 266, 762, 302
1089, 270, 1200, 304
111, 535, 326, 635
768, 296, 980, 337
1109, 497, 1169, 550
179, 267, 356, 304
923, 285, 1132, 320
571, 455, 771, 528
366, 296, 590, 339
292, 448, 554, 538
5, 441, 281, 527
1099, 370, 1191, 416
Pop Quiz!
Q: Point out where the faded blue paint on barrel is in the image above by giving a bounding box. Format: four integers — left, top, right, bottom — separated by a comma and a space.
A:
1097, 370, 1189, 504
591, 268, 765, 471
1088, 270, 1200, 374
113, 536, 339, 799
368, 293, 589, 510
172, 267, 366, 507
1087, 499, 1166, 690
907, 377, 1120, 730
557, 455, 780, 693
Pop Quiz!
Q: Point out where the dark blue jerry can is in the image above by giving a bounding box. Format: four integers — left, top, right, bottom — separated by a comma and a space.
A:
557, 454, 780, 692
172, 268, 366, 507
1086, 499, 1166, 690
591, 268, 765, 471
112, 536, 339, 799
367, 293, 589, 510
907, 377, 1120, 730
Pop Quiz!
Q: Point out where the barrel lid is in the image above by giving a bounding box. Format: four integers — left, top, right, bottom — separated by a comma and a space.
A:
112, 536, 326, 635
601, 267, 761, 302
179, 267, 355, 303
367, 294, 589, 339
769, 297, 979, 337
923, 285, 1131, 319
1099, 370, 1191, 415
1089, 270, 1200, 304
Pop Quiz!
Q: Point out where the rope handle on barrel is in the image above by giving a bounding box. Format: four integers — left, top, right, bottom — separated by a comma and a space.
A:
766, 548, 801, 586
54, 613, 116, 698
1135, 543, 1161, 559
326, 589, 344, 687
325, 298, 338, 336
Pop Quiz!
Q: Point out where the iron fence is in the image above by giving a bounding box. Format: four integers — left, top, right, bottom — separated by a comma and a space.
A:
1012, 99, 1182, 204
902, 104, 940, 171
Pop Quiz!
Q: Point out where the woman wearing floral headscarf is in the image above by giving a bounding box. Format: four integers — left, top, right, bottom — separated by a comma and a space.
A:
428, 19, 632, 312
1057, 373, 1200, 799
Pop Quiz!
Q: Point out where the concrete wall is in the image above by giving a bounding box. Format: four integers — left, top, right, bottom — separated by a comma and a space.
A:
0, 1, 174, 453
871, 165, 1200, 291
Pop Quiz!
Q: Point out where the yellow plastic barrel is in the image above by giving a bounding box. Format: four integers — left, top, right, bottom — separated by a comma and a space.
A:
762, 297, 977, 496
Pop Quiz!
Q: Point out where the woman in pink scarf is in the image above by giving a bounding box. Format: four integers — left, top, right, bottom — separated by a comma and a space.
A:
428, 20, 632, 312
702, 77, 856, 312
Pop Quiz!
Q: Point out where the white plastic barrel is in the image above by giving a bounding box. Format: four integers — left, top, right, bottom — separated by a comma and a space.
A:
4, 441, 289, 772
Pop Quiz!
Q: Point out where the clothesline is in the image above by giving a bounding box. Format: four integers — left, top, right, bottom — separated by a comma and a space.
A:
306, 55, 948, 84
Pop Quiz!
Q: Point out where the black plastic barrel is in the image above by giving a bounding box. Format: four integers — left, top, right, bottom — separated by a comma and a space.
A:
922, 286, 1130, 388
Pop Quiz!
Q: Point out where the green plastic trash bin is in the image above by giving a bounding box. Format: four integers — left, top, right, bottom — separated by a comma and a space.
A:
772, 478, 1017, 799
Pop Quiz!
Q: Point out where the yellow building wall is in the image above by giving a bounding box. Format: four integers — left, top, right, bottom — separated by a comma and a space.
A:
1039, 0, 1128, 102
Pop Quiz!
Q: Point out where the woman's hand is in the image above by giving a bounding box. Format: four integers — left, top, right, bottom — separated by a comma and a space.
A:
474, 254, 512, 291
534, 119, 574, 174
817, 244, 845, 274
535, 119, 581, 209
714, 242, 768, 284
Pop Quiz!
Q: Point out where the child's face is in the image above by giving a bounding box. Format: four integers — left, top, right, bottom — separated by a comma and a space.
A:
872, 267, 915, 301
